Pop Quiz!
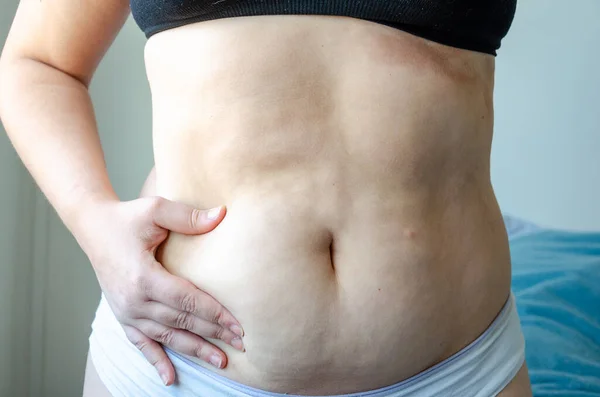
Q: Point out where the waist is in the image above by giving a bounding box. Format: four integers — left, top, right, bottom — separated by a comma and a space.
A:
90, 292, 525, 396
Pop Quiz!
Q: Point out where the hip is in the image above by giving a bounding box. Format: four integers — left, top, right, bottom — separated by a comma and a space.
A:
88, 291, 526, 396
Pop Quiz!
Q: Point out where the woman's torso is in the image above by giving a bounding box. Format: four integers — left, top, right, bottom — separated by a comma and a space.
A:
150, 15, 512, 395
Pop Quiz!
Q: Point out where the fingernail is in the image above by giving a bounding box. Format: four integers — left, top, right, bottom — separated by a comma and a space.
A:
209, 354, 223, 368
230, 324, 244, 337
231, 337, 245, 352
160, 373, 170, 386
206, 207, 222, 220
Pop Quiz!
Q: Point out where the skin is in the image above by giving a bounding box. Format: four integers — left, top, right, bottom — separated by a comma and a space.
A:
0, 1, 533, 396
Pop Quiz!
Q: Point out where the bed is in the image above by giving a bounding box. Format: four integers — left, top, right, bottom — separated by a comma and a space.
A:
504, 215, 600, 396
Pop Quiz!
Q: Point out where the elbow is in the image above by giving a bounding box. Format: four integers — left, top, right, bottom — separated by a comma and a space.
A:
0, 56, 34, 128
0, 52, 24, 115
0, 59, 12, 124
0, 53, 91, 94
0, 56, 22, 124
0, 55, 89, 124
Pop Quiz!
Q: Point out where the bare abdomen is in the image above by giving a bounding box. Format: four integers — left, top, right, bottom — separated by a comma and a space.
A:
149, 15, 510, 394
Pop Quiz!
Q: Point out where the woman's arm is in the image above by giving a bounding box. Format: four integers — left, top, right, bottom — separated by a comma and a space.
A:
140, 168, 158, 198
0, 0, 243, 384
0, 0, 128, 238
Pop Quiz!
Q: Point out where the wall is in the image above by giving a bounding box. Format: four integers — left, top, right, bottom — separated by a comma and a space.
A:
0, 0, 35, 396
492, 0, 600, 231
0, 92, 35, 397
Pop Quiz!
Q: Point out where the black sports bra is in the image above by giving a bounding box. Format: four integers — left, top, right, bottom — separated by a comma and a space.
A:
130, 0, 517, 55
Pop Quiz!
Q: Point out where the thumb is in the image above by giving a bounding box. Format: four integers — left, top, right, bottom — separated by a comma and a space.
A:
150, 198, 226, 235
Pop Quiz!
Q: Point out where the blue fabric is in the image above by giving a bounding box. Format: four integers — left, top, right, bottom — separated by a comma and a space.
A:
508, 226, 600, 396
503, 214, 542, 240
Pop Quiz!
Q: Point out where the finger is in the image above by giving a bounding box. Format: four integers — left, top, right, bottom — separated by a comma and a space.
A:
148, 197, 226, 235
146, 302, 245, 352
147, 268, 244, 336
136, 320, 228, 369
122, 325, 176, 386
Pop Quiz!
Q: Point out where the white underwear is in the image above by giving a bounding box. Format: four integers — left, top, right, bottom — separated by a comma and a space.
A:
89, 293, 525, 397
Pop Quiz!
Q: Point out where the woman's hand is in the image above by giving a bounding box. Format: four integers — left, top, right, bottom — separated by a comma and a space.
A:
81, 197, 244, 386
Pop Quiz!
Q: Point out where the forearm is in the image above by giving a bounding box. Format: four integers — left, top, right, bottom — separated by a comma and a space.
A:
0, 58, 118, 237
140, 167, 157, 198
